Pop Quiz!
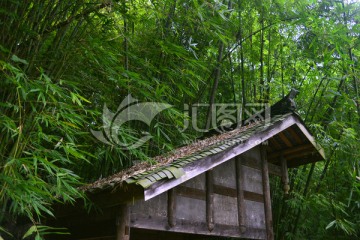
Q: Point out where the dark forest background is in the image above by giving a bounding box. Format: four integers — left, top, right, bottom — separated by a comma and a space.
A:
0, 0, 359, 239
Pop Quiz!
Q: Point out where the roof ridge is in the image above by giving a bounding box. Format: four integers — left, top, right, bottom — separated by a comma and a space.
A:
82, 113, 294, 192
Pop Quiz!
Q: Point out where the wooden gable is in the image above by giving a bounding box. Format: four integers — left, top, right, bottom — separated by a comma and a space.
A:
50, 112, 325, 240
130, 146, 267, 239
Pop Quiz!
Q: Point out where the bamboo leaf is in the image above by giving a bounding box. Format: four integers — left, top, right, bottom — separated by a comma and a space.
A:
11, 55, 28, 65
22, 225, 37, 239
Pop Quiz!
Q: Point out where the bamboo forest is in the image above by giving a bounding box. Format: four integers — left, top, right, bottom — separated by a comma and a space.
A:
0, 0, 359, 239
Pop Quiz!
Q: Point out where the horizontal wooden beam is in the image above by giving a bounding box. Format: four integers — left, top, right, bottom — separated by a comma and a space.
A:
130, 214, 266, 239
176, 185, 264, 203
130, 228, 236, 240
267, 143, 314, 160
286, 150, 320, 160
176, 185, 204, 200
241, 157, 282, 176
51, 209, 267, 240
88, 184, 144, 208
214, 185, 264, 203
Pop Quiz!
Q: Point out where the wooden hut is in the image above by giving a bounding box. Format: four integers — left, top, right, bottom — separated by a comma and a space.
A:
52, 102, 325, 240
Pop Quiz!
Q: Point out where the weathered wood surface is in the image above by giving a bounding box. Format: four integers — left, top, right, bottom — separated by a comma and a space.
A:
116, 204, 130, 240
176, 185, 264, 203
213, 194, 238, 225
236, 156, 246, 233
130, 214, 266, 239
244, 200, 266, 230
133, 191, 167, 216
213, 157, 236, 188
281, 155, 290, 194
182, 170, 205, 189
241, 154, 281, 176
52, 149, 268, 240
130, 228, 233, 240
206, 170, 215, 231
130, 150, 267, 239
168, 188, 176, 227
261, 145, 274, 240
176, 195, 206, 222
242, 165, 263, 195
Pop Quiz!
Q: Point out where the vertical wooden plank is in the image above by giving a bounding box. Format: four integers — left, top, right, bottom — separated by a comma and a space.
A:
281, 155, 290, 194
261, 145, 274, 240
167, 188, 176, 227
116, 204, 130, 240
206, 169, 215, 231
235, 156, 247, 233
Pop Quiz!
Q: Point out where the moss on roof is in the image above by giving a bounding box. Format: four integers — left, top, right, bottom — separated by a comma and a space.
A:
83, 113, 292, 193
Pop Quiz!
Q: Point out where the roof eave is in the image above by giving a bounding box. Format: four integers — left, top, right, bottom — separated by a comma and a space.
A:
143, 114, 301, 201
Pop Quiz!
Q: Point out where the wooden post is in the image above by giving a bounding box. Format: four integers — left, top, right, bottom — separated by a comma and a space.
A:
280, 155, 290, 194
167, 188, 176, 227
235, 156, 247, 233
206, 169, 215, 231
261, 145, 274, 240
116, 204, 130, 240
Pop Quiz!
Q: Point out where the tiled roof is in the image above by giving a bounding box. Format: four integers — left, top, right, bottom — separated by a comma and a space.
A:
85, 113, 292, 192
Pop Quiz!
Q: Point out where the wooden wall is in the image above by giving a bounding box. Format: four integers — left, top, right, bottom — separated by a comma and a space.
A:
130, 146, 267, 239
47, 146, 278, 240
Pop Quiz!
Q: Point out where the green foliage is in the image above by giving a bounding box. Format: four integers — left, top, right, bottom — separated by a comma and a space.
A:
0, 57, 89, 238
0, 0, 359, 239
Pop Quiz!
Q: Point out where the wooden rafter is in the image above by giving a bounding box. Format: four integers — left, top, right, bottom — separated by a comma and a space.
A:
268, 143, 314, 160
278, 132, 293, 147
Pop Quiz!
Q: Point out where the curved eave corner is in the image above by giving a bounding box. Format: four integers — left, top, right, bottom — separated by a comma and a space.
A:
125, 166, 185, 188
